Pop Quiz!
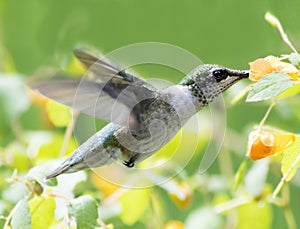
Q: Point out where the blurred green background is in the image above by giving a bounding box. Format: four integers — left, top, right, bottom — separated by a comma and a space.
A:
1, 0, 300, 229
1, 0, 300, 74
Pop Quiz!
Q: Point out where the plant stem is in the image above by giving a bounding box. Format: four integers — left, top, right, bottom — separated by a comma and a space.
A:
214, 196, 251, 213
3, 198, 27, 228
273, 154, 300, 198
282, 186, 297, 229
59, 110, 79, 157
284, 207, 297, 229
265, 13, 299, 54
97, 218, 108, 229
258, 100, 276, 130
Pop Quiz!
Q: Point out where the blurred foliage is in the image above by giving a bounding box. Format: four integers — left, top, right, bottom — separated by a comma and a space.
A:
1, 1, 300, 229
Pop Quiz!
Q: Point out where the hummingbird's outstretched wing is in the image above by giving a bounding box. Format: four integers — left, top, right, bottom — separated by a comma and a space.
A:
31, 49, 158, 129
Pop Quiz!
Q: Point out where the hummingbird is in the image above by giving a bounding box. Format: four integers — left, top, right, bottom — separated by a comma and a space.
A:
32, 48, 249, 179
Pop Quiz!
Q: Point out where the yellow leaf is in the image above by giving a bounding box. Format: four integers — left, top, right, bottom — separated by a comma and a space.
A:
64, 55, 87, 75
29, 196, 56, 229
91, 172, 119, 197
281, 136, 300, 181
46, 100, 71, 127
278, 84, 300, 99
164, 220, 185, 229
238, 201, 272, 229
119, 189, 151, 225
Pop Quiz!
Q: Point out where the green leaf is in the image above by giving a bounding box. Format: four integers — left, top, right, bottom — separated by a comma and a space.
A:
0, 74, 30, 122
233, 159, 249, 191
185, 207, 222, 229
2, 182, 29, 203
67, 195, 98, 229
45, 176, 58, 187
245, 159, 269, 197
27, 160, 86, 189
29, 196, 56, 229
11, 199, 32, 229
237, 202, 272, 229
52, 165, 87, 198
281, 136, 300, 181
246, 72, 293, 102
26, 162, 58, 188
119, 189, 151, 225
289, 52, 300, 66
46, 100, 71, 127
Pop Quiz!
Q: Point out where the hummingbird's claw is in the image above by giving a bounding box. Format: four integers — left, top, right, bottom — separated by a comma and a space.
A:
123, 160, 135, 168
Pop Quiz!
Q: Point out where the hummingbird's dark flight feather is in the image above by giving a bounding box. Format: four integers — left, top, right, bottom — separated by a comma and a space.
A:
73, 49, 152, 86
31, 49, 158, 129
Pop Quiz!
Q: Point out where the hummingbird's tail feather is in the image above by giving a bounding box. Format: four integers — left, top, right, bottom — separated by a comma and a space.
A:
46, 162, 72, 179
46, 147, 118, 179
46, 124, 120, 179
46, 154, 88, 179
46, 146, 118, 179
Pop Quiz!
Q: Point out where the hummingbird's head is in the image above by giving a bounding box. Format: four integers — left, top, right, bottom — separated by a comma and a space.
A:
180, 64, 249, 105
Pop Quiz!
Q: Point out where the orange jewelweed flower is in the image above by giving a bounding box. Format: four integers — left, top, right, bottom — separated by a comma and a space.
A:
246, 130, 295, 160
249, 56, 299, 81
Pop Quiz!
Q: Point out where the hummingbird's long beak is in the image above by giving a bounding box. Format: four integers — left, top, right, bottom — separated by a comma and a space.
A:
227, 69, 249, 79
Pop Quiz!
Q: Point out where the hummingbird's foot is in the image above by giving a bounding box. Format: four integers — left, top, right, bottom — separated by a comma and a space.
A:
123, 154, 139, 168
123, 160, 134, 168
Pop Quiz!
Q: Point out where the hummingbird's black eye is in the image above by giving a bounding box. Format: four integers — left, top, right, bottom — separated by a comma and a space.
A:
212, 69, 229, 82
